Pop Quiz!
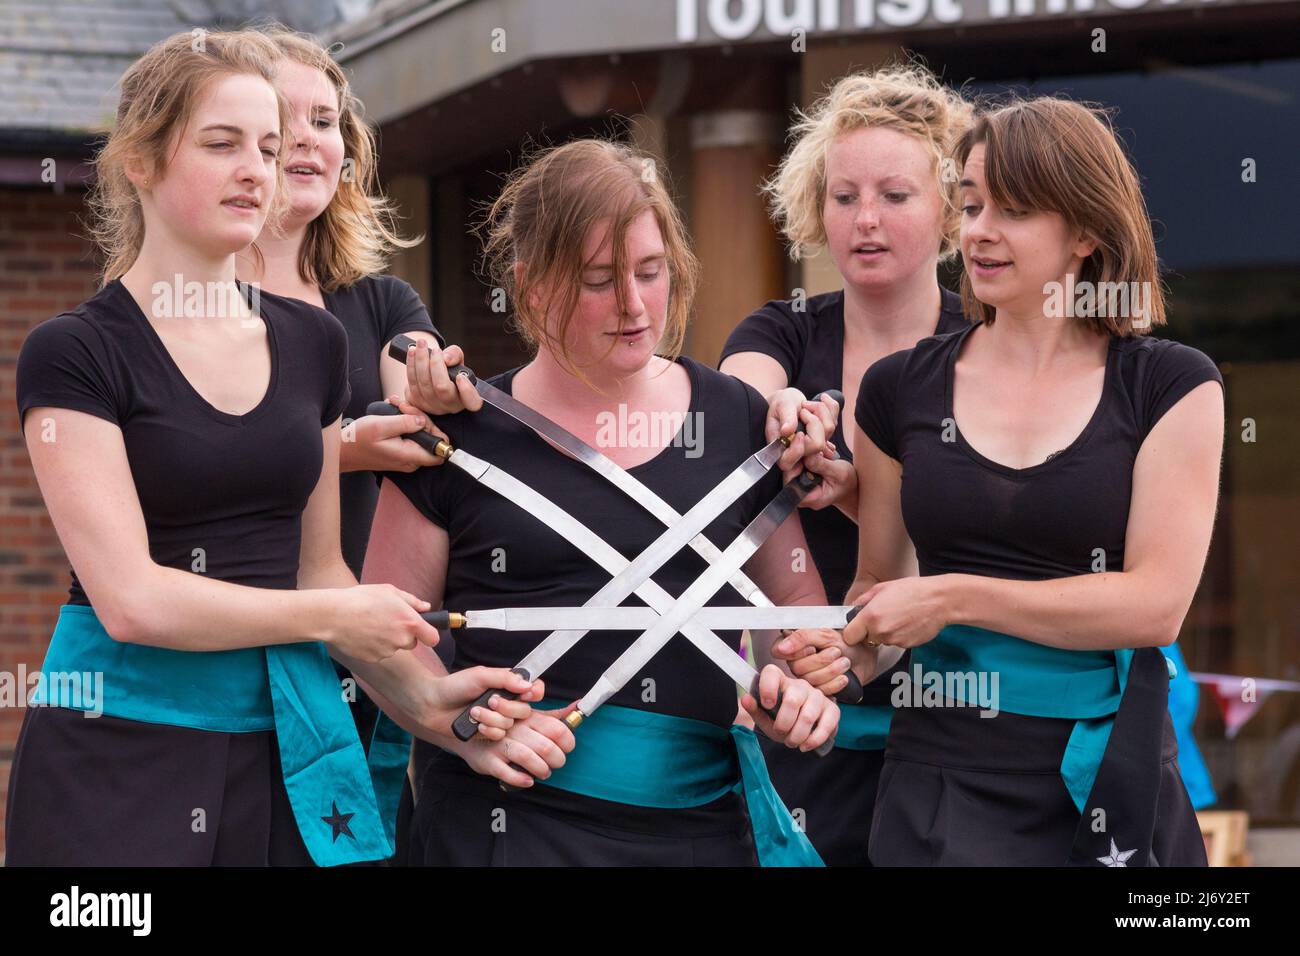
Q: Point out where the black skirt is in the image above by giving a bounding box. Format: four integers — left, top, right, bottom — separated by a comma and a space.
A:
760, 736, 882, 867
868, 699, 1207, 867
5, 706, 313, 866
407, 751, 758, 866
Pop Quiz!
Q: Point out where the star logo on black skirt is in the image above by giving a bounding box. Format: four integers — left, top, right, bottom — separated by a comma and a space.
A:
1097, 839, 1137, 867
322, 802, 355, 842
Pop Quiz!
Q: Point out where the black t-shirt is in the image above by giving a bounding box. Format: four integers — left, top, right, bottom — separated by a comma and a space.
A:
16, 279, 351, 604
381, 357, 784, 823
384, 355, 782, 723
323, 275, 440, 579
854, 324, 1224, 580
719, 286, 967, 603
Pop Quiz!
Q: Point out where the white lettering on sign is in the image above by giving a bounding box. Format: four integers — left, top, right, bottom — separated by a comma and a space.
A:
676, 0, 1218, 42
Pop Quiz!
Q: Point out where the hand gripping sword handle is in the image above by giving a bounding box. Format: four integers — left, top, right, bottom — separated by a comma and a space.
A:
756, 690, 835, 757
837, 670, 865, 706
452, 667, 532, 743
811, 389, 844, 416
363, 399, 512, 742
831, 607, 867, 705
364, 400, 453, 459
786, 389, 864, 709
783, 389, 845, 446
388, 333, 477, 385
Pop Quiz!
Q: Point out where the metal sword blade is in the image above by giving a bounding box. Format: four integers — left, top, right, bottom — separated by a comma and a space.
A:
461, 605, 857, 632
578, 479, 808, 716
473, 376, 771, 604
366, 398, 780, 740
508, 444, 780, 677
388, 335, 772, 606
444, 445, 773, 681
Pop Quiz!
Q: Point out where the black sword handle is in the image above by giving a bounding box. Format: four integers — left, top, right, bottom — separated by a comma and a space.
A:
757, 689, 834, 757
388, 333, 478, 385
451, 667, 532, 743
365, 400, 447, 458
421, 609, 452, 630
830, 605, 869, 705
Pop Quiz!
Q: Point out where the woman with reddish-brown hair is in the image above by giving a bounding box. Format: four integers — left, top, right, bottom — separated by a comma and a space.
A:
366, 137, 840, 865
802, 96, 1220, 865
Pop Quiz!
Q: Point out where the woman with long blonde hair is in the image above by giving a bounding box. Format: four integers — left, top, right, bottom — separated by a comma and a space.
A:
6, 28, 537, 866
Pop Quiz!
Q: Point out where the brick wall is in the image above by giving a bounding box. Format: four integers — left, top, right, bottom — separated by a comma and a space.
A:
0, 186, 100, 860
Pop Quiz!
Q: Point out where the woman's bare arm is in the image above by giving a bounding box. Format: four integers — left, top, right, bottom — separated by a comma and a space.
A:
26, 407, 351, 649
718, 352, 789, 399
355, 477, 543, 747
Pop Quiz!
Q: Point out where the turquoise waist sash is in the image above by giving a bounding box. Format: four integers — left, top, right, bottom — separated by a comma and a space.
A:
535, 700, 823, 867
36, 604, 410, 866
911, 624, 1140, 813
833, 702, 892, 751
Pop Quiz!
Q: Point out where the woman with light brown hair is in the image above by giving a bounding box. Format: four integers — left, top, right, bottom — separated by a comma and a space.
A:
366, 137, 840, 865
6, 27, 540, 866
803, 96, 1220, 865
719, 63, 973, 866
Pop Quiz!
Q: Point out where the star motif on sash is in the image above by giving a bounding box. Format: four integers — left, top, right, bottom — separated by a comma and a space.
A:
321, 801, 355, 842
1097, 838, 1137, 867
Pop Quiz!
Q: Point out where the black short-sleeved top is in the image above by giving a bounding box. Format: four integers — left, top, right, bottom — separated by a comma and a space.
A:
719, 287, 968, 603
323, 275, 441, 579
383, 356, 782, 723
16, 279, 351, 605
381, 357, 785, 823
854, 324, 1224, 581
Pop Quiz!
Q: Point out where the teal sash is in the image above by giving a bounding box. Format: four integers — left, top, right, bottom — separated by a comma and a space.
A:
535, 700, 823, 866
912, 625, 1124, 718
36, 604, 410, 866
367, 709, 414, 847
912, 624, 1142, 812
833, 702, 892, 751
34, 605, 274, 730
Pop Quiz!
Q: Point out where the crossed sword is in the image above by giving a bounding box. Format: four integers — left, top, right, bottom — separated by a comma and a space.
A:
379, 335, 865, 756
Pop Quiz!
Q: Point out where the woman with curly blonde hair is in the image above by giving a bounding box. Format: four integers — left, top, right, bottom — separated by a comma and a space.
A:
720, 63, 973, 866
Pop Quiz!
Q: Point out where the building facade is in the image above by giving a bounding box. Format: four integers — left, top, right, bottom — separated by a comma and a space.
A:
1, 0, 1297, 856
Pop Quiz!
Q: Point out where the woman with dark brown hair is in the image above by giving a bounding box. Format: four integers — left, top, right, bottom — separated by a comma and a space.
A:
366, 138, 840, 865
803, 96, 1220, 865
